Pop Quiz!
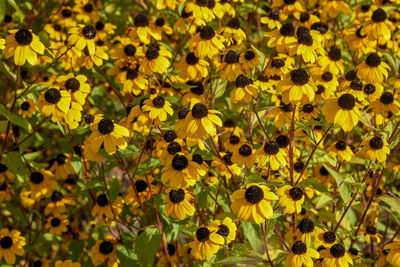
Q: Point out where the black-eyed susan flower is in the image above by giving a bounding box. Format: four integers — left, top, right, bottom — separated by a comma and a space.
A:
18, 98, 36, 118
94, 21, 116, 41
231, 183, 278, 223
181, 81, 207, 105
91, 193, 123, 222
184, 101, 222, 139
161, 152, 200, 189
231, 143, 256, 169
299, 103, 319, 121
4, 29, 44, 66
218, 18, 246, 46
278, 68, 316, 104
45, 214, 69, 235
0, 38, 5, 50
57, 73, 91, 106
0, 228, 25, 265
359, 225, 382, 243
277, 185, 304, 214
139, 43, 172, 75
164, 188, 195, 220
358, 136, 390, 163
185, 0, 215, 22
322, 93, 360, 132
44, 190, 76, 215
256, 140, 286, 170
38, 86, 71, 122
29, 170, 58, 200
216, 50, 242, 81
128, 13, 159, 44
319, 243, 353, 267
327, 140, 354, 162
230, 74, 258, 104
239, 50, 260, 75
91, 239, 119, 267
68, 25, 97, 55
286, 241, 319, 267
315, 230, 337, 248
0, 183, 12, 202
289, 28, 324, 64
265, 54, 294, 77
370, 91, 400, 116
261, 11, 282, 30
142, 96, 173, 124
78, 45, 109, 69
209, 217, 237, 243
211, 152, 242, 179
295, 218, 317, 243
356, 53, 390, 83
361, 8, 394, 43
267, 103, 297, 128
318, 47, 345, 75
176, 52, 209, 80
266, 22, 297, 53
384, 241, 400, 266
49, 154, 75, 179
189, 225, 224, 260
187, 25, 224, 58
86, 114, 129, 155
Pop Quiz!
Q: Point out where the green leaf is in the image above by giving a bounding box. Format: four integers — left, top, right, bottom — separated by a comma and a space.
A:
3, 151, 28, 182
173, 83, 196, 89
196, 189, 208, 209
230, 243, 250, 256
135, 227, 161, 267
298, 178, 329, 193
7, 0, 24, 21
214, 256, 263, 265
379, 194, 400, 214
241, 222, 263, 252
68, 240, 84, 261
324, 165, 351, 204
136, 158, 160, 176
117, 245, 138, 266
108, 176, 120, 202
0, 0, 6, 23
0, 104, 32, 131
71, 155, 82, 175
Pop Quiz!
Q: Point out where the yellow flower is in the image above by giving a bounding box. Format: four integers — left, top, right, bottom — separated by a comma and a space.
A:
161, 152, 200, 189
29, 170, 58, 200
142, 96, 174, 124
38, 86, 71, 122
139, 43, 172, 75
18, 98, 37, 118
278, 68, 316, 104
164, 188, 195, 220
231, 183, 278, 223
189, 225, 224, 260
86, 114, 129, 155
187, 25, 224, 58
230, 74, 258, 103
68, 25, 97, 55
0, 228, 25, 265
277, 185, 304, 214
91, 239, 119, 267
45, 214, 69, 235
184, 101, 222, 139
358, 136, 390, 163
286, 241, 319, 267
4, 29, 45, 66
356, 53, 391, 83
256, 140, 287, 170
57, 73, 91, 106
319, 244, 353, 267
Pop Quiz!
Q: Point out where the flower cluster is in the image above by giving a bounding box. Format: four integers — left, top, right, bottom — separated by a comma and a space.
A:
0, 0, 400, 266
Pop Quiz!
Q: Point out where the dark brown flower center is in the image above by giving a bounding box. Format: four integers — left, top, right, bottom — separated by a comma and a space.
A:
380, 92, 394, 104
372, 8, 387, 22
235, 74, 251, 88
124, 44, 136, 56
310, 22, 328, 34
196, 227, 210, 242
294, 161, 304, 173
227, 18, 240, 29
223, 153, 233, 165
319, 166, 329, 176
192, 103, 208, 118
366, 53, 381, 67
350, 79, 363, 91
62, 9, 72, 18
167, 142, 181, 155
279, 23, 294, 36
225, 51, 239, 64
289, 187, 303, 200
337, 94, 356, 110
169, 188, 185, 203
245, 185, 264, 204
186, 52, 199, 65
164, 130, 177, 142
152, 96, 165, 108
98, 118, 114, 135
65, 78, 80, 92
21, 101, 30, 111
263, 141, 279, 155
300, 12, 310, 22
51, 217, 61, 227
30, 172, 44, 184
135, 180, 148, 192
99, 241, 113, 254
82, 26, 96, 39
330, 244, 345, 258
364, 84, 375, 95
51, 191, 64, 202
134, 13, 149, 27
291, 69, 309, 85
369, 136, 383, 150
271, 59, 285, 68
298, 218, 314, 233
276, 135, 289, 148
322, 72, 333, 82
200, 26, 215, 40
172, 155, 188, 170
298, 32, 313, 45
239, 144, 252, 157
323, 231, 336, 243
328, 48, 341, 61
15, 29, 33, 45
96, 194, 109, 207
167, 243, 176, 256
44, 88, 61, 104
302, 104, 314, 113
217, 224, 229, 236
229, 135, 240, 145
192, 154, 203, 165
244, 50, 255, 60
366, 225, 377, 235
0, 236, 13, 249
145, 45, 160, 60
292, 241, 307, 255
